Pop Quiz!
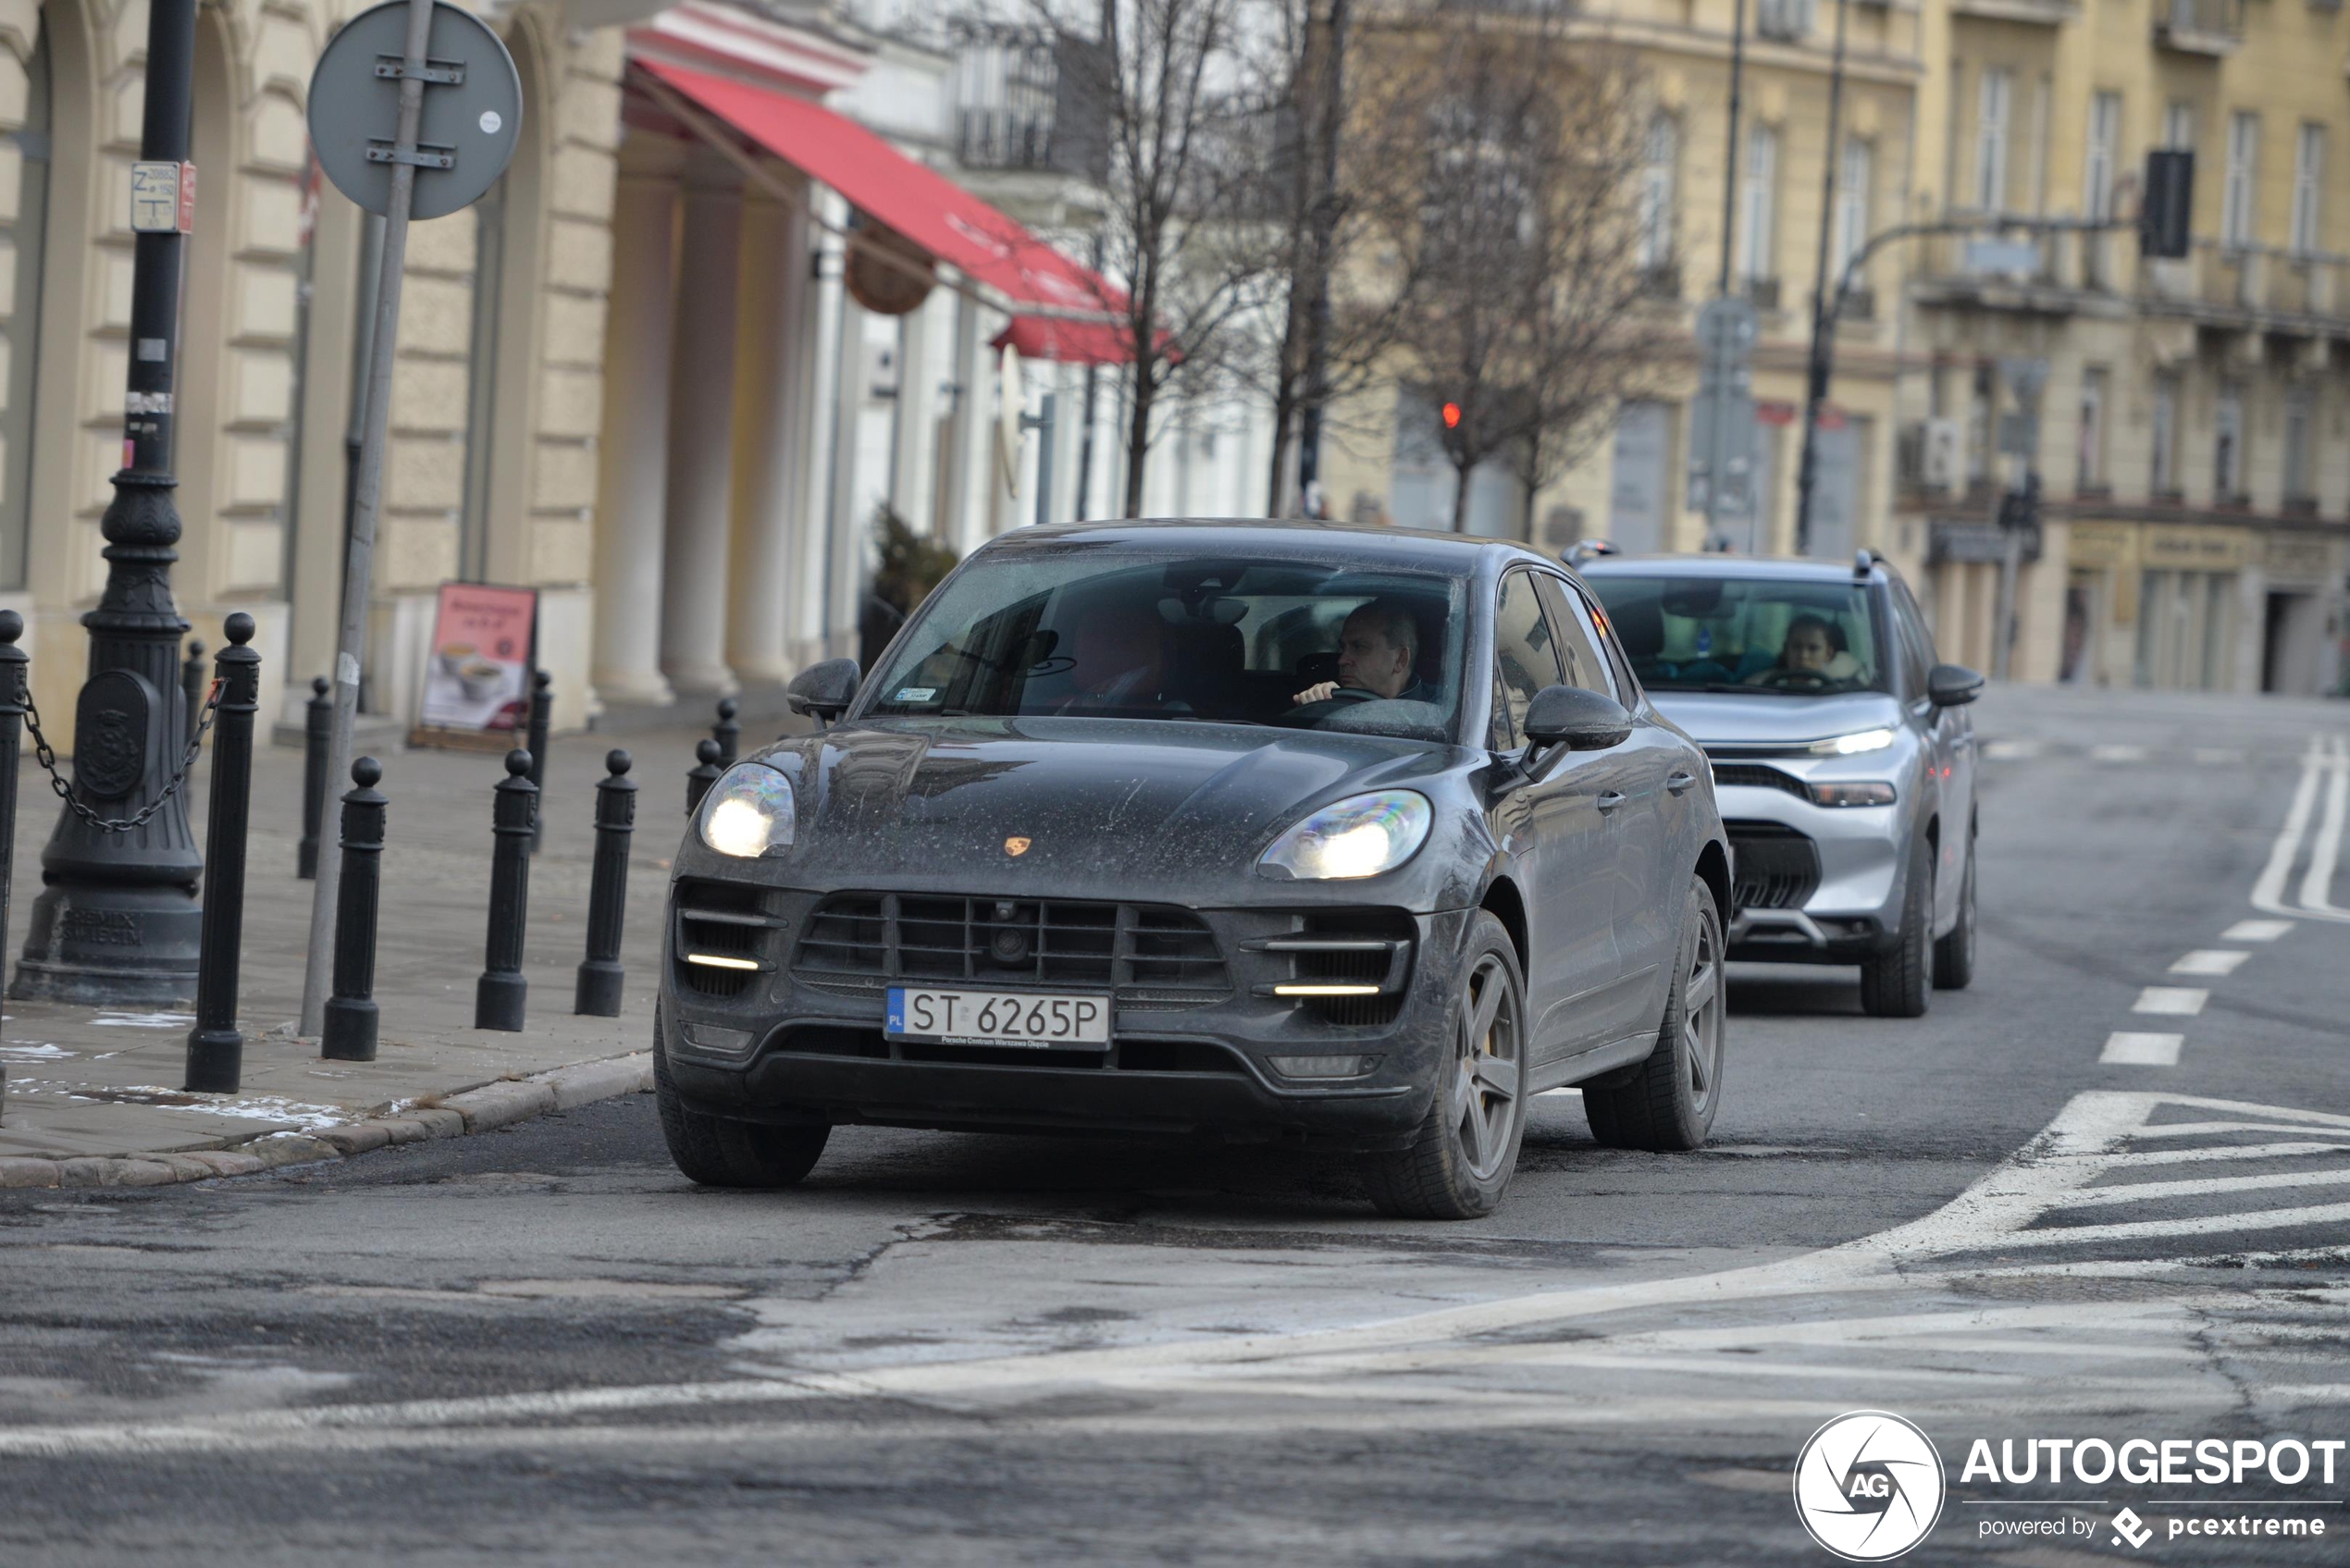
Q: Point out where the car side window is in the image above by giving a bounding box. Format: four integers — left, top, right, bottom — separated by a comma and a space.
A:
1490, 570, 1565, 750
1534, 574, 1617, 700
1571, 578, 1645, 704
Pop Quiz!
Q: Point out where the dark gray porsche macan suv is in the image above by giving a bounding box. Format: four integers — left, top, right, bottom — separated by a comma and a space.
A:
656, 522, 1731, 1218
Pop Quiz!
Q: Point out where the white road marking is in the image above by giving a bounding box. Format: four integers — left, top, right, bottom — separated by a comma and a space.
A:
2168, 949, 2249, 976
1983, 739, 2042, 760
2048, 1166, 2350, 1207
2299, 735, 2350, 915
2253, 735, 2350, 925
2222, 920, 2295, 943
2132, 987, 2208, 1016
2101, 1031, 2183, 1065
2090, 743, 2149, 762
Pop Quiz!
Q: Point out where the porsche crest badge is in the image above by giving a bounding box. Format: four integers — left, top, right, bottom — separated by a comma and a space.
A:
1003, 836, 1032, 857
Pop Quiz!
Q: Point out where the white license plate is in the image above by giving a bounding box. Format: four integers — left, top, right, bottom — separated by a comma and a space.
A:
885, 987, 1111, 1049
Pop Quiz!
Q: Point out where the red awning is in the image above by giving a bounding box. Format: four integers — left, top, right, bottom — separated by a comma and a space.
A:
638, 59, 1127, 358
991, 313, 1146, 368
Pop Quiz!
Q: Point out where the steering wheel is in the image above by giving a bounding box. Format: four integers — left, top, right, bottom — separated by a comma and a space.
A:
1285, 687, 1387, 722
1756, 667, 1834, 690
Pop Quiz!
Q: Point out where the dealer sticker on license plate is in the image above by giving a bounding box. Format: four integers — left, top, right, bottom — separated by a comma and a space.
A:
885, 987, 1112, 1049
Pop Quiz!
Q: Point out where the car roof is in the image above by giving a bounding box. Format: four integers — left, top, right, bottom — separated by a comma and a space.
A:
979, 518, 1555, 576
1577, 551, 1898, 586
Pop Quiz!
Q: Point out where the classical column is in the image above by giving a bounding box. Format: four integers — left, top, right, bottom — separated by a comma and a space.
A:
590, 139, 681, 707
724, 180, 800, 688
794, 189, 847, 663
660, 148, 742, 697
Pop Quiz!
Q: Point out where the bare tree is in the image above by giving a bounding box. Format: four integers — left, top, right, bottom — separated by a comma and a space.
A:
1368, 6, 1659, 530
1032, 0, 1285, 518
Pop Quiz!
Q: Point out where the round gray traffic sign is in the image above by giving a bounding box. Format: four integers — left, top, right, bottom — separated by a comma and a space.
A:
308, 0, 521, 221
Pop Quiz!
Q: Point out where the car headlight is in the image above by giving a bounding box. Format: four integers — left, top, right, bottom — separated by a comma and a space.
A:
1809, 781, 1898, 808
699, 763, 796, 858
1259, 790, 1432, 881
1810, 727, 1896, 756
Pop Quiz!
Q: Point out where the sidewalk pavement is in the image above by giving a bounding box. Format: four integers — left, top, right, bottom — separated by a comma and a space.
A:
0, 706, 792, 1188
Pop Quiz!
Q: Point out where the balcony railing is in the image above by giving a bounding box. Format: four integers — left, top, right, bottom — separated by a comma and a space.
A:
2141, 240, 2350, 325
2154, 0, 2242, 53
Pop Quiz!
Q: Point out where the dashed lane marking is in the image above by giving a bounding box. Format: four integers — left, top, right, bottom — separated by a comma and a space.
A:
2100, 1032, 2183, 1066
1983, 740, 2043, 760
2169, 949, 2250, 977
2132, 986, 2208, 1016
2090, 743, 2150, 762
2223, 920, 2295, 943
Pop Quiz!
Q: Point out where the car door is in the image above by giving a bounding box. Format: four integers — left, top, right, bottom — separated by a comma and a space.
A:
1489, 568, 1621, 1062
1893, 579, 1973, 926
1540, 572, 1681, 1043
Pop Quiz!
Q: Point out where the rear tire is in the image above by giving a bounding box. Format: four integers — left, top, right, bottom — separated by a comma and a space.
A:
654, 1016, 830, 1188
1859, 836, 1933, 1019
1364, 911, 1527, 1220
1584, 877, 1725, 1153
1932, 832, 1976, 991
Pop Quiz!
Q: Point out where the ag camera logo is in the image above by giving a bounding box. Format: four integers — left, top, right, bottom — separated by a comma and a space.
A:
1794, 1411, 1947, 1561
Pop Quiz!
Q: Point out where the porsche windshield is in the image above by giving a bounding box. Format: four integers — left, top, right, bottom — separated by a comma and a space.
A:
1585, 574, 1887, 696
863, 550, 1469, 741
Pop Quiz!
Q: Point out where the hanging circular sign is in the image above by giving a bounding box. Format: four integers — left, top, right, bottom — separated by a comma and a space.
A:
308, 0, 522, 221
845, 216, 936, 316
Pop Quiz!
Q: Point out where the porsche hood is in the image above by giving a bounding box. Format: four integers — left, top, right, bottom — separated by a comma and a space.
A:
719, 717, 1458, 893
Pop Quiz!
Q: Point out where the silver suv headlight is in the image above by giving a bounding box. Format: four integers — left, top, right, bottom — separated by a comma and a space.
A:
699, 763, 797, 858
1809, 726, 1897, 756
1259, 790, 1432, 881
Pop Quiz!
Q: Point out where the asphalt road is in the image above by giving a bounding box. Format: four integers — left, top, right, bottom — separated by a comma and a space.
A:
5, 685, 2348, 1567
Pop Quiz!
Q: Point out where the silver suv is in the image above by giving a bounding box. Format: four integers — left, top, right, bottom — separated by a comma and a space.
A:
1578, 551, 1982, 1018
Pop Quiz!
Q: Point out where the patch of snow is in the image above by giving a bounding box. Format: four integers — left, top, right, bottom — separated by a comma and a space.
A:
0, 1043, 70, 1058
92, 1010, 197, 1028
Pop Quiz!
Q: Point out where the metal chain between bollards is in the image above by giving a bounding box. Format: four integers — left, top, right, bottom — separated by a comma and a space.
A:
20, 679, 224, 834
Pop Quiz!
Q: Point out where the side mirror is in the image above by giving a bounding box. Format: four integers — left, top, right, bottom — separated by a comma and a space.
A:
786, 658, 860, 724
1522, 685, 1633, 752
1926, 663, 1984, 707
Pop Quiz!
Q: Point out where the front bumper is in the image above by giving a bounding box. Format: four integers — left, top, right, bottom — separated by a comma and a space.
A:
659, 887, 1469, 1153
1714, 777, 1911, 962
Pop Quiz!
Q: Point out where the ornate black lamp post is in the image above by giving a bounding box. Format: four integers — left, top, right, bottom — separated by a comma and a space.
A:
8, 0, 204, 1005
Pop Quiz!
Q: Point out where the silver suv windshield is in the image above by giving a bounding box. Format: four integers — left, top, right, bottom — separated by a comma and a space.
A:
1585, 574, 1888, 696
862, 548, 1470, 742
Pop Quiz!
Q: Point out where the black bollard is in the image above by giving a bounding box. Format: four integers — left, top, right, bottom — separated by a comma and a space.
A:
475, 749, 537, 1031
298, 675, 330, 880
0, 612, 24, 1120
184, 614, 262, 1094
180, 636, 206, 742
574, 749, 637, 1017
526, 670, 552, 853
321, 758, 388, 1062
686, 737, 724, 816
711, 697, 739, 769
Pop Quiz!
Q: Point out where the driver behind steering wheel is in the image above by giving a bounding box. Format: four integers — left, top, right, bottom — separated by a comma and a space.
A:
1745, 611, 1861, 685
1292, 599, 1438, 707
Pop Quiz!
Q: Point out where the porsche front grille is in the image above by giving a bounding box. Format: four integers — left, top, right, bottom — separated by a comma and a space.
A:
793, 895, 1231, 1005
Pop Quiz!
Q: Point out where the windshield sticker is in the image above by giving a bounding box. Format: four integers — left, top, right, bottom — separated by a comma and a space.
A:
894, 686, 939, 703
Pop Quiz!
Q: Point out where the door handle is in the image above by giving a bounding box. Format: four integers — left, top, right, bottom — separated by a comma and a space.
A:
1665, 770, 1697, 796
1595, 790, 1627, 812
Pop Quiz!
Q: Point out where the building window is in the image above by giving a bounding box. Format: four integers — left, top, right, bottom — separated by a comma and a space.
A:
1637, 112, 1678, 274
1834, 137, 1874, 278
1974, 68, 2011, 213
2283, 385, 2315, 503
1966, 371, 1992, 487
2291, 124, 2324, 255
1738, 123, 1778, 286
2150, 372, 2181, 495
2214, 381, 2245, 500
2223, 112, 2259, 249
2084, 93, 2121, 222
2076, 367, 2108, 491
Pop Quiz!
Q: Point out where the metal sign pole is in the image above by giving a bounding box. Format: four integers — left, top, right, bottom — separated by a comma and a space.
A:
296, 0, 519, 1035
300, 0, 437, 1036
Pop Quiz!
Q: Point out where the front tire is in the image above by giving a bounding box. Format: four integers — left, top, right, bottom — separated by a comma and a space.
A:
1859, 836, 1934, 1019
1363, 910, 1527, 1220
1932, 831, 1977, 991
654, 1015, 831, 1189
1584, 876, 1725, 1152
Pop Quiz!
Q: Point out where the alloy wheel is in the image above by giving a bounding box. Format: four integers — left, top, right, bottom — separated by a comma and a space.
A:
1450, 952, 1521, 1181
1680, 907, 1724, 1118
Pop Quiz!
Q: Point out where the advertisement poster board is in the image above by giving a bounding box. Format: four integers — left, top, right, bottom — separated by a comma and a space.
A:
413, 582, 538, 747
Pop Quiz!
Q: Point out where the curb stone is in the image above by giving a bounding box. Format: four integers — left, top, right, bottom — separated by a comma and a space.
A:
0, 1052, 653, 1192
